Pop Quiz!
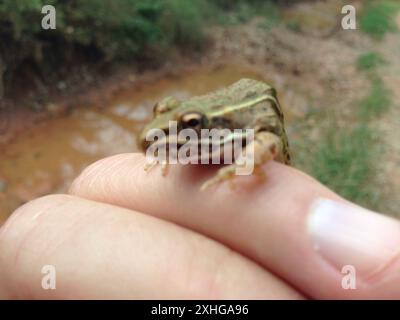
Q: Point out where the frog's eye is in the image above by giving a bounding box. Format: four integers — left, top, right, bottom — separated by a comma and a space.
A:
180, 112, 204, 130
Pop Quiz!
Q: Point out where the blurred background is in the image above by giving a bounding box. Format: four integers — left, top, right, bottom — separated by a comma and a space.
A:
0, 0, 399, 223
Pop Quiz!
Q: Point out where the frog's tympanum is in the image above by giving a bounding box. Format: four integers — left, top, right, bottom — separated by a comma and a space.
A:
139, 78, 290, 190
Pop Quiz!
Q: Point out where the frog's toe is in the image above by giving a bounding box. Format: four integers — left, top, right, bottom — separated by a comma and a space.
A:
144, 159, 158, 172
160, 161, 169, 176
144, 159, 169, 176
200, 165, 237, 191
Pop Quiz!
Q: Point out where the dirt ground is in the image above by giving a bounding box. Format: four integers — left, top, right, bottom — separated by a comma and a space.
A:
206, 1, 398, 215
375, 32, 400, 216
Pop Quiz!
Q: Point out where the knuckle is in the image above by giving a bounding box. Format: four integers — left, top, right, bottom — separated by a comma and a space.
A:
0, 194, 72, 244
0, 194, 72, 297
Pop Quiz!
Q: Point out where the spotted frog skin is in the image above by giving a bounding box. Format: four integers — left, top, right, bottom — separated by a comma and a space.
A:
139, 78, 290, 189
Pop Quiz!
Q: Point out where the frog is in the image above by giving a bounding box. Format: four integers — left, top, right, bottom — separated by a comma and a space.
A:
138, 78, 290, 190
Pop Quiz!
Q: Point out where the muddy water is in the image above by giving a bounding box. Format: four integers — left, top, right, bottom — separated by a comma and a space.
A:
0, 64, 296, 223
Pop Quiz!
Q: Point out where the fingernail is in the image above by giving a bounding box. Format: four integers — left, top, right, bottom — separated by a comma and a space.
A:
307, 198, 400, 277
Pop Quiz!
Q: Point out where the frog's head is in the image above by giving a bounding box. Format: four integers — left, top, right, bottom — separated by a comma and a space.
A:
139, 96, 210, 152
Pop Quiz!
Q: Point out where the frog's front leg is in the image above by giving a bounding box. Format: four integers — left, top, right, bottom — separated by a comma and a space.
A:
200, 131, 283, 190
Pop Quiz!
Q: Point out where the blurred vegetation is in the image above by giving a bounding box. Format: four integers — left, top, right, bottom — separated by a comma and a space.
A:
0, 0, 210, 97
215, 0, 280, 26
309, 125, 379, 206
0, 0, 284, 99
0, 0, 211, 59
356, 52, 385, 71
359, 75, 391, 120
297, 48, 393, 210
360, 0, 400, 39
356, 51, 392, 120
295, 110, 383, 210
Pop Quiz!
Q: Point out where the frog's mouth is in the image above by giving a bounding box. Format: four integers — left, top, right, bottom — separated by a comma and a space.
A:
142, 129, 251, 161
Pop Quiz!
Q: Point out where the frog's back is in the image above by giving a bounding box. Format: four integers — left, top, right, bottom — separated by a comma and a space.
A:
181, 78, 280, 113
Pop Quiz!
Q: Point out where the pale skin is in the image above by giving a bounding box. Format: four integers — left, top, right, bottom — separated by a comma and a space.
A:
0, 153, 400, 299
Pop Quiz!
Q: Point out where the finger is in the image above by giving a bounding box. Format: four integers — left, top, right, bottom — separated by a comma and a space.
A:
0, 194, 300, 299
70, 153, 400, 299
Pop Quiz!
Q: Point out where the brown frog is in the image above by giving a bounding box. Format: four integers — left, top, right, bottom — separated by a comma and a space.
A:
139, 78, 290, 189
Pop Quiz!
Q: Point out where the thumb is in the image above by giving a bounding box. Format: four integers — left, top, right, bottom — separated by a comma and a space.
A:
307, 198, 400, 298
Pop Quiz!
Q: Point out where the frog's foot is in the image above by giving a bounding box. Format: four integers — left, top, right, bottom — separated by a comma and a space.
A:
251, 131, 283, 166
200, 164, 237, 191
200, 131, 282, 191
144, 159, 169, 176
144, 158, 157, 172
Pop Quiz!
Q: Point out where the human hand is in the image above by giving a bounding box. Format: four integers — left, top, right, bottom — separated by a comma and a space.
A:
0, 154, 399, 299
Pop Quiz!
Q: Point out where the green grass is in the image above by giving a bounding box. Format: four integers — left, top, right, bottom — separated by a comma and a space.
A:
300, 48, 393, 209
217, 0, 280, 27
359, 76, 392, 120
286, 21, 301, 32
356, 52, 386, 71
296, 66, 392, 209
294, 86, 389, 209
307, 60, 392, 207
356, 51, 392, 120
1, 0, 286, 100
360, 0, 400, 39
0, 0, 211, 66
161, 0, 214, 49
308, 124, 379, 207
0, 0, 214, 98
